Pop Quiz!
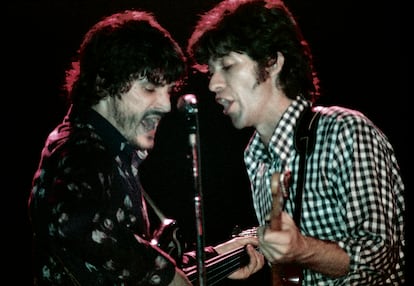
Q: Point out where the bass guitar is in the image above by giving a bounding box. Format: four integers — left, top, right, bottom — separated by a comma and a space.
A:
148, 194, 252, 285
149, 172, 303, 285
237, 172, 303, 285
182, 245, 250, 285
269, 171, 303, 286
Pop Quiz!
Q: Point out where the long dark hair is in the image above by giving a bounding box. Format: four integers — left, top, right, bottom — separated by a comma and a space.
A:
187, 0, 320, 102
64, 10, 187, 109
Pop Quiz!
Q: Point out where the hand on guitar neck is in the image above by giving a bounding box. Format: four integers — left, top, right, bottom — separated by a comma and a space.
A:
228, 171, 304, 286
266, 172, 303, 286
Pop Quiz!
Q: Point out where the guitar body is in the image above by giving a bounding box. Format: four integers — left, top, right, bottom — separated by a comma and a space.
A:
236, 225, 303, 285
150, 218, 185, 267
152, 219, 252, 285
278, 266, 303, 286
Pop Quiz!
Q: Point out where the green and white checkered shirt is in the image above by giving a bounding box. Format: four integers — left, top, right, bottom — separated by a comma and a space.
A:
244, 97, 405, 285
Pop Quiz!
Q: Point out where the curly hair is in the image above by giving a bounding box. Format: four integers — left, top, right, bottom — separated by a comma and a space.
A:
64, 10, 187, 109
187, 0, 320, 102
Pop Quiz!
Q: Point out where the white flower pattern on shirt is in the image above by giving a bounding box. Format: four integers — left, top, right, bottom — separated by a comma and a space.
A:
29, 108, 176, 285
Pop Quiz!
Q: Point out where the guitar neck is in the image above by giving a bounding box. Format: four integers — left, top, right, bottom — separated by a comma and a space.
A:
270, 172, 303, 286
183, 245, 249, 286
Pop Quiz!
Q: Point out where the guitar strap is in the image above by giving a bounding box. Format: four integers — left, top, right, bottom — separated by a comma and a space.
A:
293, 106, 321, 226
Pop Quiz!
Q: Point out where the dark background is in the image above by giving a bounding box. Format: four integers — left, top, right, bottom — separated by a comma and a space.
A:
5, 0, 406, 284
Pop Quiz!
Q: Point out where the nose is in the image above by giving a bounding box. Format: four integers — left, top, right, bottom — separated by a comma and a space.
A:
208, 71, 225, 93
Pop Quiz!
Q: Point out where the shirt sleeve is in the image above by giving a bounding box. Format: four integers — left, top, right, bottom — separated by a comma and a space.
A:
331, 116, 405, 284
31, 141, 177, 285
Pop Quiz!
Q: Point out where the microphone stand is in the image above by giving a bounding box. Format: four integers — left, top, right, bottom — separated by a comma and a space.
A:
178, 94, 206, 286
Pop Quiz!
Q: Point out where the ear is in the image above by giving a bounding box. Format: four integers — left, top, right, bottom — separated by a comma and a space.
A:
267, 51, 285, 76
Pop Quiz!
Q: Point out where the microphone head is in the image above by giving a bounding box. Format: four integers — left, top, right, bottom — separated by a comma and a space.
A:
177, 94, 198, 114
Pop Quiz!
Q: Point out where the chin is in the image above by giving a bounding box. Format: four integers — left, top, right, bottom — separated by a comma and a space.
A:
136, 137, 154, 150
231, 119, 244, 130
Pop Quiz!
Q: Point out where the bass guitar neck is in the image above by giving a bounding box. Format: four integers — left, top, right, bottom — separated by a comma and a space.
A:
269, 172, 303, 286
183, 245, 250, 286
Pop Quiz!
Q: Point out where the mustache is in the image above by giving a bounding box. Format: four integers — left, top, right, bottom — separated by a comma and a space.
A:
145, 110, 166, 117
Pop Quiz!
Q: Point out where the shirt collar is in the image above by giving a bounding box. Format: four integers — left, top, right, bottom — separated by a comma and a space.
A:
245, 97, 311, 165
74, 107, 141, 167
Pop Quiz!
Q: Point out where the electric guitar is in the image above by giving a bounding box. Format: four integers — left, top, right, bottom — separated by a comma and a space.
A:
269, 172, 303, 286
153, 220, 301, 285
149, 172, 303, 285
237, 172, 303, 285
149, 203, 252, 285
151, 219, 252, 285
182, 245, 250, 285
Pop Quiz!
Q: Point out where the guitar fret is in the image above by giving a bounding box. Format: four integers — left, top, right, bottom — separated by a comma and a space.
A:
183, 245, 249, 285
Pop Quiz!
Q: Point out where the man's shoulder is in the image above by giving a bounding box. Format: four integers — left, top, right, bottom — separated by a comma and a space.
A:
313, 105, 372, 126
45, 121, 109, 164
314, 105, 364, 117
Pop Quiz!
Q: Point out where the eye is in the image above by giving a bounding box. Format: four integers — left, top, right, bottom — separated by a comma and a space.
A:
222, 64, 232, 71
143, 84, 156, 92
221, 57, 234, 71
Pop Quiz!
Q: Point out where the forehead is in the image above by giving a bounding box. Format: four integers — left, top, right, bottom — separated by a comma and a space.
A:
208, 52, 251, 68
209, 51, 247, 62
139, 75, 178, 87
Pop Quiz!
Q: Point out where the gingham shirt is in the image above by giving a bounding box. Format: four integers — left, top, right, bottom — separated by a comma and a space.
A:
244, 98, 405, 285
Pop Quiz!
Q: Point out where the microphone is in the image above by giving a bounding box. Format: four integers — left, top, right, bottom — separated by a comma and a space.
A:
177, 93, 207, 285
177, 94, 199, 137
177, 93, 198, 114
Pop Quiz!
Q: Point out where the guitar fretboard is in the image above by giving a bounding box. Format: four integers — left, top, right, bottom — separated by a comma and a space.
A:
183, 245, 250, 285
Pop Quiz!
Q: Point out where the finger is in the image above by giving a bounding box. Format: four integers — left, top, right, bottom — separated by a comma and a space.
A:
247, 244, 265, 271
257, 225, 267, 244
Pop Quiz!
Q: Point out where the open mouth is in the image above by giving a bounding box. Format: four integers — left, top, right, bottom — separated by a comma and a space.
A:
140, 116, 161, 132
217, 98, 232, 115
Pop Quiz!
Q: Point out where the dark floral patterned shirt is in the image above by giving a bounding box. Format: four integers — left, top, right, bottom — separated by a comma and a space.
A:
29, 107, 176, 285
